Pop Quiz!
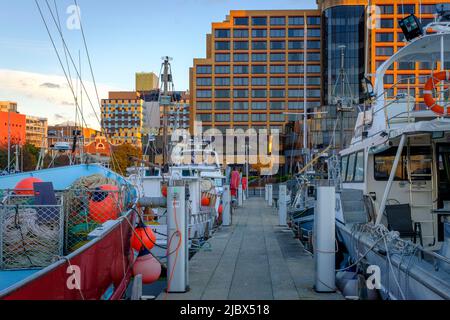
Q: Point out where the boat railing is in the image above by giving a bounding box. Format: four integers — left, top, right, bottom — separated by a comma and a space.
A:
374, 74, 450, 129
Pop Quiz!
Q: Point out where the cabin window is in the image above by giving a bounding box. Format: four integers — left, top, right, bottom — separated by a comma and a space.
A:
374, 146, 431, 181
346, 153, 356, 182
341, 155, 348, 181
354, 151, 365, 182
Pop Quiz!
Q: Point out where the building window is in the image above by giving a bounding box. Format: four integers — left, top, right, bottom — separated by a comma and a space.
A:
270, 17, 285, 26
215, 101, 230, 110
307, 29, 321, 37
234, 65, 249, 74
215, 29, 230, 38
307, 16, 320, 25
234, 29, 249, 38
270, 40, 285, 50
307, 53, 320, 61
196, 102, 212, 110
215, 114, 230, 122
215, 53, 230, 62
376, 33, 394, 42
288, 77, 303, 85
270, 113, 285, 122
398, 61, 415, 70
270, 89, 285, 98
288, 89, 303, 98
252, 53, 267, 62
421, 4, 436, 14
270, 77, 285, 86
288, 65, 303, 74
398, 4, 415, 15
379, 5, 394, 14
197, 65, 212, 74
234, 41, 249, 50
380, 19, 394, 28
197, 77, 212, 86
288, 40, 302, 49
288, 53, 303, 61
215, 89, 230, 98
307, 40, 320, 49
234, 77, 249, 86
215, 77, 230, 86
270, 65, 285, 74
215, 65, 231, 74
196, 114, 212, 121
234, 89, 249, 98
270, 53, 285, 62
251, 114, 267, 122
233, 113, 249, 122
288, 101, 302, 109
252, 77, 267, 86
252, 41, 267, 50
252, 89, 267, 98
288, 28, 304, 38
234, 101, 249, 110
252, 29, 267, 38
270, 29, 285, 38
252, 65, 267, 74
252, 17, 267, 26
376, 46, 394, 56
288, 16, 304, 25
197, 90, 212, 98
251, 102, 267, 110
215, 41, 230, 50
234, 17, 249, 26
308, 77, 321, 85
270, 101, 284, 110
234, 53, 249, 62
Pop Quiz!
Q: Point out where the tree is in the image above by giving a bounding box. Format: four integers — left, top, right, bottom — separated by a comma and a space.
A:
111, 143, 142, 175
22, 143, 40, 172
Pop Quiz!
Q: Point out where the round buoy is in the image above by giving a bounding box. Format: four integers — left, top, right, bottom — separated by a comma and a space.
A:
161, 185, 168, 198
201, 196, 210, 207
88, 185, 121, 223
131, 225, 156, 251
14, 177, 43, 195
132, 250, 161, 284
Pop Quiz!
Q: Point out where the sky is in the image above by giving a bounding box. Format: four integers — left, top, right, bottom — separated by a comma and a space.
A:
0, 0, 316, 129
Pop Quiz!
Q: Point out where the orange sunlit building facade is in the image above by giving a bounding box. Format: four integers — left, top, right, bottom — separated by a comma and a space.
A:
0, 111, 26, 148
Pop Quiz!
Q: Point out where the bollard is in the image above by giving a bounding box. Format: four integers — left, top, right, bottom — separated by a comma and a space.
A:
278, 184, 287, 226
222, 185, 232, 226
268, 184, 273, 207
314, 187, 336, 293
265, 185, 269, 201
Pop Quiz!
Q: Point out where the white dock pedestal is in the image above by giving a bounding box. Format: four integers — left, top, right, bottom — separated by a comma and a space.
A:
314, 187, 336, 293
267, 184, 273, 207
265, 185, 269, 201
222, 185, 232, 226
167, 184, 188, 293
238, 184, 243, 206
278, 184, 287, 226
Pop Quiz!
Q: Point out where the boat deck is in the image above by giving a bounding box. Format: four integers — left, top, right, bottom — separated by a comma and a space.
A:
158, 197, 343, 300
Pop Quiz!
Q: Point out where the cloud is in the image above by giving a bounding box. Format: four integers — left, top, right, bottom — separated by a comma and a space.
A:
0, 69, 122, 129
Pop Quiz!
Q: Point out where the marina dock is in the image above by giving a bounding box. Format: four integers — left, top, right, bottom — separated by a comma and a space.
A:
158, 197, 343, 300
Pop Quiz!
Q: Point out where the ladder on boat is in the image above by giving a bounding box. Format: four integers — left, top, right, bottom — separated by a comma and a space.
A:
405, 143, 436, 247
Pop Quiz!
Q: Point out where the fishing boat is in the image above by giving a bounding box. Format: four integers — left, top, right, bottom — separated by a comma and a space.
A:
0, 164, 138, 300
335, 14, 450, 299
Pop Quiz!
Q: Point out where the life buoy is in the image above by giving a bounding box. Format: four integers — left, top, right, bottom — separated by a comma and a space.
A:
423, 71, 450, 115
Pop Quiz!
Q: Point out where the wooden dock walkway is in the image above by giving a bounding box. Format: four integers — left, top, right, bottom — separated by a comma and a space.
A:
158, 197, 343, 300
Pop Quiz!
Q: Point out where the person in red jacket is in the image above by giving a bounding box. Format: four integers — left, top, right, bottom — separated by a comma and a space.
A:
230, 167, 240, 198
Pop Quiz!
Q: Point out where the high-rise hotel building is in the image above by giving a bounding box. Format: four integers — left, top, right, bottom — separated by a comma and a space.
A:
190, 1, 448, 160
190, 10, 322, 135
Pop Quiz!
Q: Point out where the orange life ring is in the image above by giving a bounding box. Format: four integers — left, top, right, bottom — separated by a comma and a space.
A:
423, 71, 450, 115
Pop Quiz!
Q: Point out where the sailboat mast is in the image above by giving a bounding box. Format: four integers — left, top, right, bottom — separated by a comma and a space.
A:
303, 13, 308, 162
162, 56, 170, 166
